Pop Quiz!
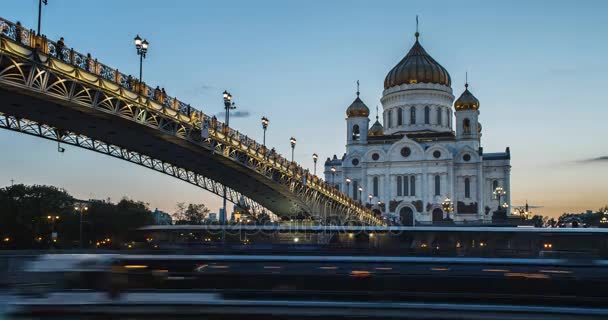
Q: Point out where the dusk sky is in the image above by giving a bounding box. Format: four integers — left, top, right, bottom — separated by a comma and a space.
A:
1, 0, 607, 218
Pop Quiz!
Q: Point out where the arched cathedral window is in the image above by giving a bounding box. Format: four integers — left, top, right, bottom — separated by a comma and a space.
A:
434, 175, 441, 196
447, 109, 451, 128
425, 106, 430, 124
373, 177, 379, 197
437, 107, 442, 125
352, 124, 360, 141
410, 176, 416, 196
388, 110, 393, 128
397, 108, 403, 126
410, 107, 416, 125
465, 178, 471, 198
463, 118, 471, 134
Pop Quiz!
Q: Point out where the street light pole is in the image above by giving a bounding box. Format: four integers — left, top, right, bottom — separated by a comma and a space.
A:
261, 117, 269, 146
134, 35, 149, 84
330, 167, 336, 189
37, 0, 48, 36
442, 197, 454, 220
290, 137, 297, 163
312, 153, 318, 176
358, 187, 363, 204
74, 205, 88, 248
46, 214, 59, 249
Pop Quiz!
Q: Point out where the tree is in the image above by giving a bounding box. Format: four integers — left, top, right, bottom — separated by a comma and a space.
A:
529, 215, 547, 228
173, 202, 210, 225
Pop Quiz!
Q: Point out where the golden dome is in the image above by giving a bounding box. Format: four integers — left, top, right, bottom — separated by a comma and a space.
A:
454, 84, 479, 111
368, 119, 384, 136
384, 33, 451, 89
346, 95, 370, 118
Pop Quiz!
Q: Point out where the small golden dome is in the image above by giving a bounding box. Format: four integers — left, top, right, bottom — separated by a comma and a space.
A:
346, 95, 370, 118
454, 83, 479, 111
368, 119, 384, 136
384, 33, 451, 89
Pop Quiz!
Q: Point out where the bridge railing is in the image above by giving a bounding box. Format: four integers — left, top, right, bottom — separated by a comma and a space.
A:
0, 17, 382, 225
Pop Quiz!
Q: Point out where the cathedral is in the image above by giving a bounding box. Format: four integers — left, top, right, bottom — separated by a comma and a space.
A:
324, 30, 511, 225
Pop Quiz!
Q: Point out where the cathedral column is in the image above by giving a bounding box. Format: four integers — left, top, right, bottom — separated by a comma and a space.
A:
449, 162, 455, 213
477, 161, 484, 220
421, 162, 428, 213
384, 166, 391, 214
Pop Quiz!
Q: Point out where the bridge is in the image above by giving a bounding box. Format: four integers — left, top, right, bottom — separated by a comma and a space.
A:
0, 17, 382, 226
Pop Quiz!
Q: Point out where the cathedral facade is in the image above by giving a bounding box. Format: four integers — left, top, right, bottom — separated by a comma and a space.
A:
324, 31, 511, 225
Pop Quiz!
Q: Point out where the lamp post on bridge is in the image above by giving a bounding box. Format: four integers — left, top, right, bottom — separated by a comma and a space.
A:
312, 153, 318, 176
368, 194, 373, 205
221, 91, 235, 244
358, 186, 363, 204
290, 137, 296, 163
442, 197, 454, 221
261, 116, 269, 146
46, 214, 59, 249
37, 0, 48, 36
330, 167, 336, 189
133, 35, 149, 84
345, 178, 351, 198
74, 204, 88, 248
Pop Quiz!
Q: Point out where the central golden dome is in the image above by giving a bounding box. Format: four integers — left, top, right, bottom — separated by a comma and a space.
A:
384, 33, 451, 89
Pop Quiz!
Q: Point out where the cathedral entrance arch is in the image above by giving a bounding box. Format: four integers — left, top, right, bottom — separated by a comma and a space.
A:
432, 208, 444, 223
399, 207, 414, 226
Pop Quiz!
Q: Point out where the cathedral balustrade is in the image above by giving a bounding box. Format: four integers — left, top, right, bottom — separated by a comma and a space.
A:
0, 16, 382, 225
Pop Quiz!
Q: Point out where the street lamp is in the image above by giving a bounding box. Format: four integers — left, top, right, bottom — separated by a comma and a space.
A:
37, 0, 48, 36
312, 153, 318, 176
493, 186, 507, 211
502, 202, 509, 211
345, 178, 351, 197
74, 204, 88, 248
358, 186, 363, 204
290, 137, 297, 163
442, 197, 454, 220
330, 167, 336, 188
46, 214, 60, 248
134, 35, 149, 84
368, 194, 373, 205
261, 116, 269, 146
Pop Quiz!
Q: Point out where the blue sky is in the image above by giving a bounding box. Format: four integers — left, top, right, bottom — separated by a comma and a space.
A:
1, 0, 607, 217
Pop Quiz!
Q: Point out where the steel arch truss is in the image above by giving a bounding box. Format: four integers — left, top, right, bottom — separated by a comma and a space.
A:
0, 113, 268, 216
0, 33, 383, 225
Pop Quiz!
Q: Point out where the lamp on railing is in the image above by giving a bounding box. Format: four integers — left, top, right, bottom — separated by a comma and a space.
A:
37, 0, 48, 36
290, 137, 297, 163
368, 194, 373, 205
134, 35, 149, 85
358, 186, 363, 204
312, 153, 318, 176
330, 167, 336, 188
261, 116, 269, 146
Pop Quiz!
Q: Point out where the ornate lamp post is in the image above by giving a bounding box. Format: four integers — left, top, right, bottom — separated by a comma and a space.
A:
134, 35, 149, 83
312, 153, 318, 176
493, 186, 507, 211
442, 197, 454, 220
74, 204, 88, 248
290, 137, 297, 163
368, 194, 373, 205
37, 0, 48, 36
330, 167, 336, 188
261, 116, 269, 146
345, 178, 351, 197
221, 91, 235, 244
358, 186, 363, 204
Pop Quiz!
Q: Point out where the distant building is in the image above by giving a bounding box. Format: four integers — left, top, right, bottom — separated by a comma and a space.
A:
153, 208, 172, 225
207, 212, 217, 222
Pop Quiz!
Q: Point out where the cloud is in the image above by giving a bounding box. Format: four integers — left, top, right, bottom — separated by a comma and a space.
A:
182, 84, 216, 96
579, 156, 608, 163
215, 110, 251, 119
